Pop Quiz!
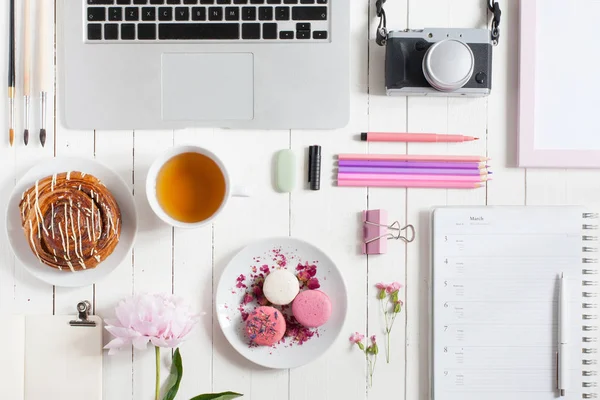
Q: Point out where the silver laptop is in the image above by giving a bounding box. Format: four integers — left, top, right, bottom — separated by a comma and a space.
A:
58, 0, 349, 130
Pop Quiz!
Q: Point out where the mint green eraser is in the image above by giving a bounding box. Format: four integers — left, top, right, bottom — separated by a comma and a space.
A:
276, 150, 296, 193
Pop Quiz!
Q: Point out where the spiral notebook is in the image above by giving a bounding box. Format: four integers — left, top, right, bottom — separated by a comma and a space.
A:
0, 306, 103, 400
432, 207, 599, 400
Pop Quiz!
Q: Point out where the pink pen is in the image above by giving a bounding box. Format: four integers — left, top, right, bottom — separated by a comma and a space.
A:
361, 132, 478, 142
338, 173, 491, 182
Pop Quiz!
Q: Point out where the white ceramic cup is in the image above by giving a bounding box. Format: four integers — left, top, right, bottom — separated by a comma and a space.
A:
146, 145, 246, 229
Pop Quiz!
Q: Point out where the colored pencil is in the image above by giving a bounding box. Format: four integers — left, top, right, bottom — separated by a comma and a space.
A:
337, 173, 490, 182
361, 132, 478, 142
338, 167, 489, 176
338, 160, 487, 169
338, 154, 490, 162
337, 180, 484, 189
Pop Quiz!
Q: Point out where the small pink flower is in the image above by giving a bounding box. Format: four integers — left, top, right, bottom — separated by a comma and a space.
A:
386, 282, 403, 293
349, 332, 364, 344
370, 335, 377, 344
307, 265, 317, 277
260, 265, 270, 274
375, 282, 388, 290
307, 277, 321, 290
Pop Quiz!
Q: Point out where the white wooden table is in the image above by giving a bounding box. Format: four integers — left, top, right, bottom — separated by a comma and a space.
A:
2, 1, 598, 399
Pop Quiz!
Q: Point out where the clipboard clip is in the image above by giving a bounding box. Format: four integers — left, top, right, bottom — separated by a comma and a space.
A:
69, 300, 96, 327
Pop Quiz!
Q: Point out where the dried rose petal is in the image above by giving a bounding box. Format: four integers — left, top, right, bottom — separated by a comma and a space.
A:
242, 293, 253, 305
307, 277, 320, 290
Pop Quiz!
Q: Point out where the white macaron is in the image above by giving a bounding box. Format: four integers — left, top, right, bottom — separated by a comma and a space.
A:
263, 269, 300, 305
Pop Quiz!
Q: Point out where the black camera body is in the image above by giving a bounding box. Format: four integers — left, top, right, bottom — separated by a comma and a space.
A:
385, 28, 493, 97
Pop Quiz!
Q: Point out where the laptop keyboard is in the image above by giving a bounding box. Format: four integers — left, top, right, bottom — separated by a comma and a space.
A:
86, 0, 330, 42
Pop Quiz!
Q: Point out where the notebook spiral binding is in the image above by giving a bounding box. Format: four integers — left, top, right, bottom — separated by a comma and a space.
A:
582, 213, 599, 399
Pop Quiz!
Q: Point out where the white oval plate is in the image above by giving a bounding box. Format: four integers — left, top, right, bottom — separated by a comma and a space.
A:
6, 157, 138, 287
216, 237, 348, 369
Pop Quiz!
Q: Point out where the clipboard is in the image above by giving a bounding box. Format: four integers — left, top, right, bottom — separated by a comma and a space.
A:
0, 301, 103, 400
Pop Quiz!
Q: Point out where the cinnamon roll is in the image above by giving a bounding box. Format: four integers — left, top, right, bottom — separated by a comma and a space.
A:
19, 171, 122, 272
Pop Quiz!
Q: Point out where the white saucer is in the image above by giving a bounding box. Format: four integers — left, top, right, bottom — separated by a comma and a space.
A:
216, 237, 348, 369
5, 157, 138, 287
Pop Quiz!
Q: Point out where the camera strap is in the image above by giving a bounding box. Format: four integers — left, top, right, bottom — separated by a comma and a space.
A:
375, 0, 502, 46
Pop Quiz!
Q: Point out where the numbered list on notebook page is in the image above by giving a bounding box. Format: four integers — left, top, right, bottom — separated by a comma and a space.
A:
432, 207, 597, 400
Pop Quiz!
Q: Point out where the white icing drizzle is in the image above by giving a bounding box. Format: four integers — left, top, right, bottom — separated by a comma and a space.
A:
66, 261, 75, 272
33, 180, 49, 238
50, 204, 55, 238
79, 260, 86, 270
70, 208, 79, 261
52, 248, 61, 270
51, 173, 56, 191
90, 193, 95, 239
64, 203, 70, 259
85, 217, 91, 242
77, 209, 83, 260
94, 255, 101, 262
28, 220, 42, 263
81, 172, 86, 178
58, 221, 67, 256
66, 171, 71, 180
21, 191, 24, 200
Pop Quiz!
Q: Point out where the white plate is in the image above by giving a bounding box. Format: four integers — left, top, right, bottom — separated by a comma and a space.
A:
216, 237, 348, 369
6, 157, 138, 287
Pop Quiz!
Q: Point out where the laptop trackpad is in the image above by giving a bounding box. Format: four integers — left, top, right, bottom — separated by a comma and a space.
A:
161, 53, 254, 121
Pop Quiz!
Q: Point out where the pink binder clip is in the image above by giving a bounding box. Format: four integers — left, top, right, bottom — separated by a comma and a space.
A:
362, 209, 415, 255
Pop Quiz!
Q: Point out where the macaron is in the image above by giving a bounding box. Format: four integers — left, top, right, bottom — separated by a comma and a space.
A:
292, 290, 332, 328
245, 306, 286, 346
262, 269, 300, 305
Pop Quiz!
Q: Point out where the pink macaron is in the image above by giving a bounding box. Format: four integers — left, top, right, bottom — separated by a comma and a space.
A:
292, 290, 332, 328
245, 306, 286, 346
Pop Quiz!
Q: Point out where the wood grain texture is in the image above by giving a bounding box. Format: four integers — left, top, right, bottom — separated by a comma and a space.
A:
4, 1, 600, 399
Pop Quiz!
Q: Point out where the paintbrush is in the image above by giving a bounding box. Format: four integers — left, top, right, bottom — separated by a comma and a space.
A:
8, 0, 15, 147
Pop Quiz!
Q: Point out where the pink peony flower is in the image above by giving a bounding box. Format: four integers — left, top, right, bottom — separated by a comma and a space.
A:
104, 293, 199, 355
349, 332, 364, 344
375, 282, 388, 290
386, 282, 403, 293
370, 335, 377, 344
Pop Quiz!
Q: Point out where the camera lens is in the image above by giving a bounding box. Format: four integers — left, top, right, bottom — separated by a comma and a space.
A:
422, 39, 475, 92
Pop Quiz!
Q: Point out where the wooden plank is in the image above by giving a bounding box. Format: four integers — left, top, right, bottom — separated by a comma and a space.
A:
211, 128, 289, 399
405, 2, 489, 400
486, 0, 526, 205
366, 0, 409, 398
10, 0, 54, 315
0, 0, 16, 314
172, 127, 215, 398
289, 2, 370, 399
94, 129, 135, 400
131, 130, 174, 400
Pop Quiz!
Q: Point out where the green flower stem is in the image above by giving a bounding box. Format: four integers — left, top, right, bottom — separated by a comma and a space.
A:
386, 328, 391, 364
155, 346, 160, 400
